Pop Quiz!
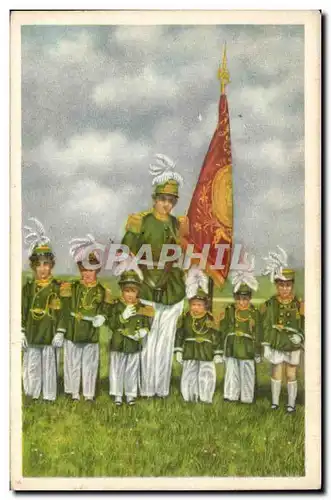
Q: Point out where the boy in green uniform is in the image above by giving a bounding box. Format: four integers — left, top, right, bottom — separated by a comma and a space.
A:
261, 247, 304, 413
121, 154, 188, 398
22, 218, 65, 401
174, 267, 220, 403
105, 266, 153, 406
219, 284, 261, 404
218, 263, 261, 404
59, 234, 112, 401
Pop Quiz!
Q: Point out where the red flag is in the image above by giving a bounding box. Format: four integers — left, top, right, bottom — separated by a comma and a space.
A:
182, 50, 233, 287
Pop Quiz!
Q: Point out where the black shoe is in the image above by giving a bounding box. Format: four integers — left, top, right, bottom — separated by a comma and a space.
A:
127, 399, 136, 406
286, 405, 296, 413
271, 404, 279, 410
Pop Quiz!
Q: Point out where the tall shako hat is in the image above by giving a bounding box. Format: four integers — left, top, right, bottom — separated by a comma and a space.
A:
186, 265, 209, 302
112, 255, 143, 289
69, 233, 101, 269
262, 246, 295, 283
231, 254, 259, 297
149, 154, 183, 198
24, 217, 53, 259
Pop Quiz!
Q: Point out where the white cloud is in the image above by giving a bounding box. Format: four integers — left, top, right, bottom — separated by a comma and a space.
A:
92, 66, 179, 107
47, 31, 100, 65
26, 131, 151, 176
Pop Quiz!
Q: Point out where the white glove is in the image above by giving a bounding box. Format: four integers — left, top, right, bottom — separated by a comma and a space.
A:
121, 305, 136, 321
255, 355, 261, 364
176, 351, 183, 364
21, 333, 28, 350
52, 332, 64, 348
92, 315, 106, 328
263, 345, 271, 359
135, 328, 148, 340
213, 354, 223, 364
290, 333, 302, 345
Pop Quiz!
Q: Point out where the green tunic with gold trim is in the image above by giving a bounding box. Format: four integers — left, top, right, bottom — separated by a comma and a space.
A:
103, 300, 153, 354
121, 210, 187, 306
261, 295, 304, 352
21, 277, 63, 346
219, 304, 261, 360
58, 280, 112, 344
174, 311, 220, 361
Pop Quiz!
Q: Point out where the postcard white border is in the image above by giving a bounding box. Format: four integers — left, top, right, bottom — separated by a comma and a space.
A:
10, 9, 321, 491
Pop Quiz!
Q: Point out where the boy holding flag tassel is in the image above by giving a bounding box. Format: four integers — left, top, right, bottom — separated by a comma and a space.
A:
174, 266, 221, 404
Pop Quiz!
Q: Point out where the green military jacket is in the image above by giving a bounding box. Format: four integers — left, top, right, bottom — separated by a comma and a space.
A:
261, 295, 304, 352
174, 311, 220, 362
103, 300, 153, 354
121, 210, 186, 306
58, 280, 111, 344
219, 304, 261, 360
21, 276, 63, 346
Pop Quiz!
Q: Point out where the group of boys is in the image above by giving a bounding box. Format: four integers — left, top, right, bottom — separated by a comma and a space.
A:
22, 218, 304, 413
22, 155, 304, 413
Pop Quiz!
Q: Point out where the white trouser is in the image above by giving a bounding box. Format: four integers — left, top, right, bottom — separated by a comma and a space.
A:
224, 357, 255, 403
63, 339, 74, 394
181, 360, 216, 403
23, 346, 57, 401
71, 343, 99, 398
109, 351, 140, 398
140, 299, 184, 397
264, 346, 301, 366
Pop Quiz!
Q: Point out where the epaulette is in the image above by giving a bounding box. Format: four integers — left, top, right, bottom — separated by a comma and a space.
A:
259, 302, 267, 314
104, 287, 113, 304
137, 304, 155, 318
60, 281, 72, 297
125, 211, 150, 234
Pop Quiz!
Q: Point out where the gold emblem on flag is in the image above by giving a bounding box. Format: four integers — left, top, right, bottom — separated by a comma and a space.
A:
212, 163, 233, 233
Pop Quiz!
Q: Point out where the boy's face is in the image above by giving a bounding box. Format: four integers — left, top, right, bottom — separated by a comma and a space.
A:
122, 286, 139, 304
80, 268, 98, 284
235, 295, 250, 309
190, 299, 207, 316
276, 280, 294, 299
35, 259, 53, 280
154, 195, 176, 216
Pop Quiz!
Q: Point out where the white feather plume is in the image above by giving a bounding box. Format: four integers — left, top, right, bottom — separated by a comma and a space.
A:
23, 217, 51, 255
185, 265, 209, 299
231, 254, 258, 293
69, 234, 99, 263
149, 153, 183, 187
112, 255, 143, 281
262, 246, 288, 282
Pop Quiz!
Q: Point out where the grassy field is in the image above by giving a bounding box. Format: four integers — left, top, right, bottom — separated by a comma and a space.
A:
22, 272, 305, 478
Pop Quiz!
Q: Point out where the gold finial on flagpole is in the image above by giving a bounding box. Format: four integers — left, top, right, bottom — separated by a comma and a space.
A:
217, 43, 230, 94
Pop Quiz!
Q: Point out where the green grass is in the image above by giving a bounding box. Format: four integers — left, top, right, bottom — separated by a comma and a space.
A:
22, 326, 305, 478
22, 272, 305, 477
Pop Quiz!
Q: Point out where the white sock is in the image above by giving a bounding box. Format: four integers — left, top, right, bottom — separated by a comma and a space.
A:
271, 378, 281, 406
287, 381, 298, 408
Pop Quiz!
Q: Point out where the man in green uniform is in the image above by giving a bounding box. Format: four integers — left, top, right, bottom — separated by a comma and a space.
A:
174, 268, 220, 403
121, 154, 187, 398
104, 269, 153, 406
59, 235, 112, 401
22, 218, 65, 401
218, 282, 261, 404
261, 248, 304, 413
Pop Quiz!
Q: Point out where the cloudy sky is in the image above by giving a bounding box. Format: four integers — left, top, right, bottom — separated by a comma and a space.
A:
21, 24, 304, 274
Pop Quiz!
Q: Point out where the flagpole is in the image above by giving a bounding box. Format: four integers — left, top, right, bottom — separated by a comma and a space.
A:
208, 44, 230, 314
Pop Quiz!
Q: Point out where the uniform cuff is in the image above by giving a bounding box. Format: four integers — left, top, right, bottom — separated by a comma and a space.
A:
174, 347, 183, 353
214, 350, 223, 355
261, 342, 270, 346
57, 328, 66, 334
